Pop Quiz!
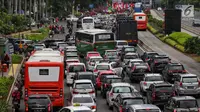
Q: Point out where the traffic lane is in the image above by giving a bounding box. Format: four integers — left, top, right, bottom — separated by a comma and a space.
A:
138, 31, 200, 75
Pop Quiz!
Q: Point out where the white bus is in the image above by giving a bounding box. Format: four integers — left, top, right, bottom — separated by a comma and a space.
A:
82, 17, 94, 29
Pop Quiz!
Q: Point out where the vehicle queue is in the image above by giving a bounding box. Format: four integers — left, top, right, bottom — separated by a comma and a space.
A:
13, 14, 200, 112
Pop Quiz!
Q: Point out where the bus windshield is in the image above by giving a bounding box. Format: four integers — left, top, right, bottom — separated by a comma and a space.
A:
83, 19, 93, 23
95, 33, 114, 41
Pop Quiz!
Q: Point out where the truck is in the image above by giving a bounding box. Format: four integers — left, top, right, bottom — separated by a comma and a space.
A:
116, 16, 138, 46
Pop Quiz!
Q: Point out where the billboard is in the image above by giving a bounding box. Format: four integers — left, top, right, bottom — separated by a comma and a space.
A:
175, 5, 194, 18
112, 2, 134, 10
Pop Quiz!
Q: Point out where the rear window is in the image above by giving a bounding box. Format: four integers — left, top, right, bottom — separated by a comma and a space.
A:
169, 65, 184, 71
69, 65, 85, 72
125, 47, 136, 52
182, 77, 198, 83
95, 33, 114, 41
96, 65, 110, 70
75, 83, 93, 89
106, 51, 118, 56
106, 78, 121, 83
78, 75, 94, 80
123, 98, 144, 105
135, 16, 146, 21
136, 109, 160, 112
178, 100, 198, 108
155, 86, 172, 91
73, 97, 93, 103
145, 76, 163, 81
113, 86, 132, 93
28, 97, 50, 104
83, 19, 93, 23
155, 57, 169, 62
125, 55, 138, 59
118, 42, 128, 46
135, 64, 148, 69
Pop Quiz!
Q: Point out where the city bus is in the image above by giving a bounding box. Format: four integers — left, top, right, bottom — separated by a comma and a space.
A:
82, 17, 94, 29
133, 12, 148, 30
24, 51, 64, 110
75, 29, 116, 57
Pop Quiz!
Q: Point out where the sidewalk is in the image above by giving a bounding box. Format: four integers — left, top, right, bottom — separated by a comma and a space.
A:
0, 64, 21, 78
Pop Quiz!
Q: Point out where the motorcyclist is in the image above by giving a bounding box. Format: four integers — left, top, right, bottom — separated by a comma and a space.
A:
121, 71, 125, 82
68, 27, 72, 35
12, 87, 21, 104
65, 34, 70, 42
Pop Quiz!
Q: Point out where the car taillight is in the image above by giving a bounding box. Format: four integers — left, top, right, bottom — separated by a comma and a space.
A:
198, 80, 200, 86
89, 90, 95, 94
145, 58, 149, 61
143, 82, 147, 86
48, 104, 51, 112
168, 70, 173, 73
198, 108, 200, 112
119, 105, 123, 112
60, 88, 63, 97
73, 90, 79, 94
132, 65, 136, 71
152, 92, 156, 100
174, 109, 176, 112
133, 40, 138, 43
93, 69, 98, 72
109, 92, 113, 97
104, 84, 107, 88
183, 70, 187, 73
180, 82, 182, 86
25, 88, 28, 97
91, 105, 96, 109
25, 104, 28, 112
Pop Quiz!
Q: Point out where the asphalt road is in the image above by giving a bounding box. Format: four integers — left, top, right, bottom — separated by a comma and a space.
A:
17, 21, 200, 112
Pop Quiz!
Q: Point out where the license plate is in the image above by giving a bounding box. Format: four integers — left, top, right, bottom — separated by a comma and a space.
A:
161, 97, 168, 100
187, 86, 194, 89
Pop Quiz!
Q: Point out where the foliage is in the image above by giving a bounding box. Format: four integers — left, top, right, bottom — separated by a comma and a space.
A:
0, 100, 8, 112
11, 54, 23, 64
169, 32, 193, 46
147, 24, 158, 34
175, 44, 185, 52
185, 37, 200, 55
0, 77, 14, 99
148, 14, 163, 31
164, 38, 177, 47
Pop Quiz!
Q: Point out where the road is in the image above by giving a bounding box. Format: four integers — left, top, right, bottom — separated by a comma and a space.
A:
17, 21, 200, 112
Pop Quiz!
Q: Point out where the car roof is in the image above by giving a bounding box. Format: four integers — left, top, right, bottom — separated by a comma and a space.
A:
172, 96, 196, 101
130, 104, 160, 110
73, 94, 92, 98
89, 56, 102, 59
153, 82, 172, 86
120, 93, 143, 99
153, 55, 169, 58
144, 73, 162, 77
130, 59, 143, 62
125, 53, 138, 55
78, 72, 93, 75
168, 62, 183, 66
75, 79, 92, 83
87, 51, 100, 54
178, 74, 197, 77
64, 106, 91, 111
105, 75, 120, 78
145, 51, 158, 54
111, 82, 132, 87
68, 63, 85, 66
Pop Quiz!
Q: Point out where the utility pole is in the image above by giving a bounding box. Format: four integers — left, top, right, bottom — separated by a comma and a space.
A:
29, 0, 32, 30
19, 0, 21, 14
24, 0, 27, 17
1, 0, 4, 9
33, 0, 36, 20
39, 0, 41, 19
15, 0, 18, 14
46, 0, 48, 17
8, 0, 12, 14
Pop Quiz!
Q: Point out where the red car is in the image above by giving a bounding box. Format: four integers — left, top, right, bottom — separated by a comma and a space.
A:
86, 51, 101, 60
96, 71, 116, 90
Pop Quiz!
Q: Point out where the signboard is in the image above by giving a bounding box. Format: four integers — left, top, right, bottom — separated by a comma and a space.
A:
112, 2, 134, 10
8, 45, 14, 54
175, 5, 194, 18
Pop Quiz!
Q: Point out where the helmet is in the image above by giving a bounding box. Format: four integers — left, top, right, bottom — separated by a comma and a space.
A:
14, 87, 18, 91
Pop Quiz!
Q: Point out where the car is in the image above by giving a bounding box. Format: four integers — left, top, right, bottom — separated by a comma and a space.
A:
66, 52, 79, 60
26, 94, 53, 112
96, 71, 116, 90
58, 105, 92, 112
103, 50, 120, 62
127, 104, 161, 112
55, 42, 68, 51
86, 51, 101, 60
70, 80, 96, 99
106, 83, 138, 109
115, 40, 129, 53
66, 59, 80, 66
120, 46, 137, 60
113, 93, 145, 112
66, 63, 86, 85
123, 59, 144, 66
86, 56, 103, 71
66, 15, 79, 22
67, 94, 96, 112
140, 73, 164, 95
162, 62, 187, 83
48, 43, 58, 50
93, 63, 113, 76
141, 51, 159, 64
33, 43, 46, 51
173, 74, 200, 96
146, 82, 175, 106
100, 75, 122, 98
149, 54, 170, 73
109, 61, 123, 76
74, 72, 96, 89
66, 46, 77, 51
123, 53, 140, 64
164, 96, 199, 112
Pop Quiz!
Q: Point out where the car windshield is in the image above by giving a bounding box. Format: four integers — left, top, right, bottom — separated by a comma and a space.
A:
73, 97, 93, 103
125, 55, 138, 59
178, 100, 198, 108
75, 83, 93, 89
79, 75, 94, 80
69, 65, 85, 72
113, 86, 132, 93
106, 78, 121, 83
155, 86, 172, 92
118, 42, 128, 46
136, 109, 160, 112
182, 77, 198, 83
106, 51, 117, 56
125, 48, 135, 52
74, 111, 92, 112
28, 97, 50, 105
123, 98, 144, 105
96, 65, 110, 70
169, 65, 184, 71
90, 58, 103, 62
145, 76, 163, 81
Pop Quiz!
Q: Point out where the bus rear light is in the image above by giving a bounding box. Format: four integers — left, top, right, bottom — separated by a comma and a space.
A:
48, 104, 51, 112
25, 104, 28, 111
60, 89, 63, 97
25, 88, 28, 97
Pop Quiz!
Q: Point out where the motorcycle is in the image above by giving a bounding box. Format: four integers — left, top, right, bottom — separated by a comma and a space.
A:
12, 99, 20, 112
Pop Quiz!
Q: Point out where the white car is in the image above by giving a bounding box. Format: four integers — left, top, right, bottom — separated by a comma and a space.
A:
66, 63, 86, 85
123, 53, 140, 65
86, 56, 103, 71
124, 59, 144, 66
67, 94, 96, 112
140, 73, 164, 94
109, 61, 123, 76
93, 63, 113, 76
115, 40, 129, 53
106, 83, 138, 109
104, 50, 120, 62
34, 44, 46, 51
70, 80, 96, 99
66, 15, 79, 22
128, 104, 162, 112
58, 105, 92, 112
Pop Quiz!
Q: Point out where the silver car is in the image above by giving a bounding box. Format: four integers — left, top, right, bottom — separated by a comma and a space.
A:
115, 40, 129, 53
86, 56, 103, 71
174, 74, 200, 96
127, 104, 161, 112
123, 53, 140, 65
104, 50, 120, 62
140, 73, 164, 94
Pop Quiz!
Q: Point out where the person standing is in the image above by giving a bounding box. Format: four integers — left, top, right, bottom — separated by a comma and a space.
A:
2, 51, 10, 68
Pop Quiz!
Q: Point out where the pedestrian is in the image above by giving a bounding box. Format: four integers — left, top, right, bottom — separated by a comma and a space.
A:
24, 43, 28, 56
19, 41, 23, 54
2, 51, 10, 68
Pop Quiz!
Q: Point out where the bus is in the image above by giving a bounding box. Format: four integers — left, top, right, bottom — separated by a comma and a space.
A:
75, 29, 116, 56
133, 12, 148, 30
82, 17, 94, 29
24, 50, 64, 110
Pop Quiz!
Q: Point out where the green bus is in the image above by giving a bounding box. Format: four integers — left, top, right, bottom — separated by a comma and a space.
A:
75, 29, 116, 57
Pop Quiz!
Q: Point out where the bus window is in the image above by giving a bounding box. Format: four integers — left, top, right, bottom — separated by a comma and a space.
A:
95, 33, 114, 41
135, 16, 146, 21
83, 19, 93, 23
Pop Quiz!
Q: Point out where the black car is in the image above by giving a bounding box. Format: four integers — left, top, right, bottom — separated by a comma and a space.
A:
100, 75, 122, 98
74, 72, 96, 88
113, 93, 145, 112
26, 94, 53, 112
162, 63, 187, 83
120, 46, 137, 61
146, 82, 175, 106
141, 51, 159, 64
149, 55, 171, 73
164, 96, 199, 112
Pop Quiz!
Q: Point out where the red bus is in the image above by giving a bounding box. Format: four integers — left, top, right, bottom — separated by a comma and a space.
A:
24, 51, 64, 111
133, 12, 148, 30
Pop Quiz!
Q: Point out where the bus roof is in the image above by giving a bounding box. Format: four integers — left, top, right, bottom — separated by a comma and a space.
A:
76, 29, 112, 35
32, 51, 61, 57
27, 56, 63, 62
133, 12, 146, 15
83, 16, 93, 19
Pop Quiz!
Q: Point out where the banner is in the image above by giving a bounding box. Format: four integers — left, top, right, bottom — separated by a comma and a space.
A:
112, 2, 134, 10
175, 5, 194, 18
